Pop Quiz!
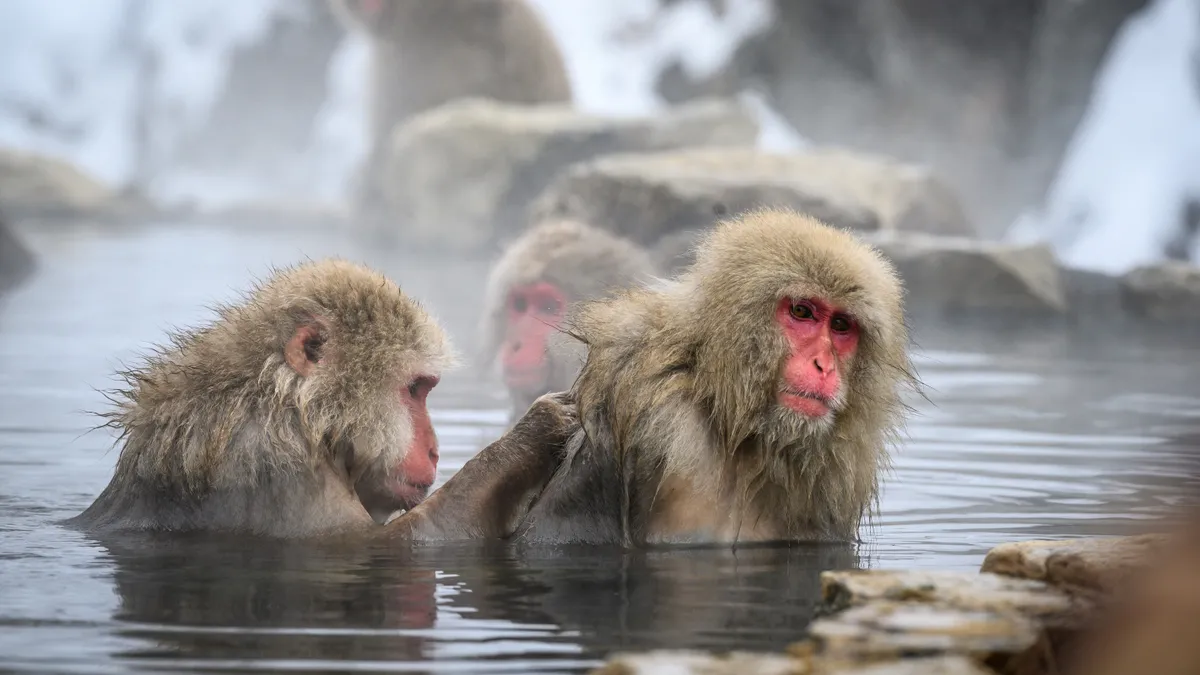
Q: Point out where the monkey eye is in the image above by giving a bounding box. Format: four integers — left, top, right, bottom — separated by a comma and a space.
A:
830, 315, 853, 333
538, 297, 562, 316
789, 302, 815, 321
511, 293, 528, 314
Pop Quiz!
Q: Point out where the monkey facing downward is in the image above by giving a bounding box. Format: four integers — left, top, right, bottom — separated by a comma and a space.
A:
509, 208, 916, 546
68, 260, 455, 537
481, 219, 655, 417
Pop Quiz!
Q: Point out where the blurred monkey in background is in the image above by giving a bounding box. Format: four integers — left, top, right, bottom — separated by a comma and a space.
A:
329, 0, 574, 216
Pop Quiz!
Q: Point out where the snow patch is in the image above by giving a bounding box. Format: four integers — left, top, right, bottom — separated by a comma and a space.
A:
1022, 0, 1200, 274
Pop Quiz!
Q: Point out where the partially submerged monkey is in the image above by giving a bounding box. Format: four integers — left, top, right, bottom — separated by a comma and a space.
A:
481, 219, 655, 418
68, 260, 454, 537
503, 208, 915, 545
329, 0, 573, 214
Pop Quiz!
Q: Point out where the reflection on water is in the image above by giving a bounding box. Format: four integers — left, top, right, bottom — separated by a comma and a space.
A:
1, 221, 1197, 674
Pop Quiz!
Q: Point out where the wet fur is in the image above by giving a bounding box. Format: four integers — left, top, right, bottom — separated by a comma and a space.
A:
513, 209, 916, 545
481, 219, 656, 417
68, 260, 453, 537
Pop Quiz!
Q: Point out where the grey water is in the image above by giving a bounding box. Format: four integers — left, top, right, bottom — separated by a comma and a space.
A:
1, 221, 1197, 674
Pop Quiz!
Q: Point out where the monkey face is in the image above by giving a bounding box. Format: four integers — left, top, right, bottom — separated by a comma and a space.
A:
279, 295, 447, 524
773, 296, 859, 421
351, 374, 442, 523
499, 281, 568, 398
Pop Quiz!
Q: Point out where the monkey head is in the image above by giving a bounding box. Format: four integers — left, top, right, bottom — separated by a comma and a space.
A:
103, 259, 457, 527
268, 261, 455, 521
482, 220, 654, 409
684, 209, 911, 445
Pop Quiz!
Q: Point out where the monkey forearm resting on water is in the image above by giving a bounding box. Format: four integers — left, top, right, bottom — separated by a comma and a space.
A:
389, 393, 578, 540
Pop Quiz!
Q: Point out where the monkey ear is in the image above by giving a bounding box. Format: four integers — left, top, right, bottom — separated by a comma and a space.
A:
284, 323, 327, 377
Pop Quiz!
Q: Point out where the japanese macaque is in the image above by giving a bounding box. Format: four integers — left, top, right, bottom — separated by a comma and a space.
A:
508, 208, 915, 545
328, 0, 573, 214
67, 260, 456, 537
481, 219, 655, 418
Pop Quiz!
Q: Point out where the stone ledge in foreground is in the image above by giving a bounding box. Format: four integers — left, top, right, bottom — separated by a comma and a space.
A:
980, 535, 1170, 596
819, 570, 1083, 628
594, 652, 992, 675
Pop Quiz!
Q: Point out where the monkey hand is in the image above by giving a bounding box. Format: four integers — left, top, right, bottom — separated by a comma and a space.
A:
386, 391, 578, 541
519, 392, 578, 446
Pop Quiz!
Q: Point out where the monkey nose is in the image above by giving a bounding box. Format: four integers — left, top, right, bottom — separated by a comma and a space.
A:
509, 340, 522, 352
812, 353, 836, 377
428, 445, 439, 463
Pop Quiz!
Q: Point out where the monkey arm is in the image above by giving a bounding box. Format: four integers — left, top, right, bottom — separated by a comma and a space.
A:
385, 393, 578, 541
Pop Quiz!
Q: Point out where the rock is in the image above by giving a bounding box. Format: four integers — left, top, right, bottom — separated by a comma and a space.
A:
821, 656, 996, 675
1060, 266, 1123, 325
820, 570, 1080, 627
863, 232, 1067, 315
593, 651, 991, 675
531, 148, 877, 247
0, 215, 35, 293
0, 148, 152, 220
530, 146, 972, 250
1120, 261, 1200, 321
980, 535, 1170, 596
1058, 523, 1200, 675
592, 650, 804, 675
651, 228, 705, 275
800, 602, 1046, 674
379, 97, 759, 252
788, 148, 974, 237
194, 200, 349, 229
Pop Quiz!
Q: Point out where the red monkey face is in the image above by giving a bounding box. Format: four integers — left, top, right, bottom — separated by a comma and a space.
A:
349, 373, 441, 521
499, 282, 568, 395
390, 374, 441, 507
284, 324, 442, 519
774, 297, 860, 419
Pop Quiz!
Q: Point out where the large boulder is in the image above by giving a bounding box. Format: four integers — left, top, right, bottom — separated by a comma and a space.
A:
530, 146, 972, 250
0, 214, 35, 293
1119, 261, 1200, 321
378, 97, 759, 252
864, 232, 1068, 316
0, 148, 153, 220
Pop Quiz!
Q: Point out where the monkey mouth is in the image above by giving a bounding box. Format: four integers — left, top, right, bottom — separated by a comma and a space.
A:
392, 478, 433, 511
779, 389, 833, 418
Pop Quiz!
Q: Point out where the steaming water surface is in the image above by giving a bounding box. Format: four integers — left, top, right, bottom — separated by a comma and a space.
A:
1, 222, 1197, 674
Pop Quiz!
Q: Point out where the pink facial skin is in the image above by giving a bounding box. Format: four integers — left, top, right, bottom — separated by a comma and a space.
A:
499, 282, 567, 393
773, 297, 860, 418
393, 375, 440, 508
